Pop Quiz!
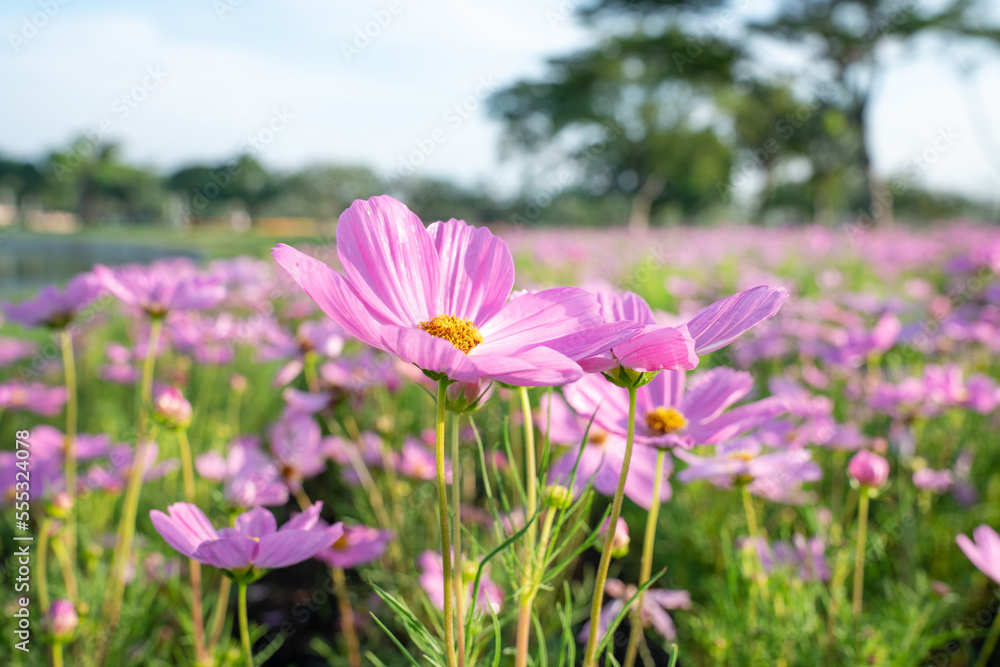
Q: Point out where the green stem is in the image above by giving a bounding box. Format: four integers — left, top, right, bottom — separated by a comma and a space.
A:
514, 386, 538, 667
238, 581, 255, 667
583, 384, 638, 667
207, 577, 232, 651
50, 535, 80, 604
515, 507, 558, 667
742, 486, 770, 603
37, 518, 52, 614
100, 316, 163, 655
852, 490, 870, 619
435, 380, 458, 667
623, 448, 666, 667
303, 351, 319, 392
60, 329, 78, 557
450, 412, 466, 667
331, 566, 362, 667
176, 427, 197, 502
53, 643, 65, 667
974, 605, 1000, 667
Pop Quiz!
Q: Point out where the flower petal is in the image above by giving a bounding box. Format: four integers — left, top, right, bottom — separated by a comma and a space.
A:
613, 325, 698, 372
255, 529, 337, 569
681, 368, 754, 425
427, 219, 514, 324
234, 506, 278, 538
470, 347, 583, 387
282, 501, 324, 532
686, 286, 788, 355
193, 536, 257, 570
272, 244, 384, 347
379, 326, 481, 382
478, 287, 603, 355
336, 195, 439, 325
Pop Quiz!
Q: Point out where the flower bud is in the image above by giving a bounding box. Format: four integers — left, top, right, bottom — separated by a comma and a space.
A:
600, 517, 630, 558
445, 380, 493, 413
848, 450, 889, 489
229, 373, 248, 394
152, 386, 192, 430
543, 484, 573, 510
46, 492, 73, 519
47, 599, 78, 641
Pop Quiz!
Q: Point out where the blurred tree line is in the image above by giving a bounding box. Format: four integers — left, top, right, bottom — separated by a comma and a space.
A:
0, 0, 996, 230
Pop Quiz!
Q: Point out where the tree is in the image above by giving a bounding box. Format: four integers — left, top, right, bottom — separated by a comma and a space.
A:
748, 0, 1000, 224
489, 27, 739, 230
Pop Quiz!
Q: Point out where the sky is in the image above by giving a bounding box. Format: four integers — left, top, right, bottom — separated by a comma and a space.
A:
1, 0, 999, 202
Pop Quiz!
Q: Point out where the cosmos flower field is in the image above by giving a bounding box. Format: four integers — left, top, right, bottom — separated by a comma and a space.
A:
1, 199, 999, 667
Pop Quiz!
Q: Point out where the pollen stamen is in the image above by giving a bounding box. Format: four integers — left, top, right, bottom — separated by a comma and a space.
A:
417, 314, 484, 353
645, 407, 687, 434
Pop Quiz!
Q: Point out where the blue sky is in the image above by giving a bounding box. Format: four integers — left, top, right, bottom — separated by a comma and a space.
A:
2, 0, 999, 203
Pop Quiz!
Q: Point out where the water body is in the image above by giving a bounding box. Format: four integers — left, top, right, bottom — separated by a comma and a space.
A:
0, 235, 202, 295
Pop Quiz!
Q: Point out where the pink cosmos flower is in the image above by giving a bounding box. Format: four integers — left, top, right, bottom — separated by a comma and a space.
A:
196, 436, 289, 508
956, 525, 1000, 585
912, 468, 953, 493
0, 381, 68, 416
675, 438, 821, 504
577, 579, 690, 644
847, 450, 889, 489
258, 318, 345, 387
3, 271, 103, 329
94, 258, 226, 318
563, 368, 785, 450
150, 501, 341, 575
0, 337, 36, 368
273, 195, 632, 386
268, 413, 329, 493
314, 524, 394, 569
397, 436, 452, 483
83, 443, 179, 494
417, 550, 504, 615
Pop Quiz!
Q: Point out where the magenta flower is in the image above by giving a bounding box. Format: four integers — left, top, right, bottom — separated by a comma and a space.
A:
742, 534, 830, 582
913, 468, 953, 493
577, 579, 690, 644
0, 337, 36, 368
83, 443, 178, 494
94, 258, 226, 318
196, 436, 289, 508
417, 550, 504, 615
152, 386, 193, 430
46, 599, 79, 640
956, 525, 1000, 585
847, 450, 889, 489
3, 271, 103, 329
268, 413, 328, 492
273, 195, 630, 386
397, 436, 451, 483
0, 381, 67, 416
563, 368, 785, 450
676, 438, 821, 504
258, 318, 345, 387
314, 524, 394, 569
150, 501, 341, 578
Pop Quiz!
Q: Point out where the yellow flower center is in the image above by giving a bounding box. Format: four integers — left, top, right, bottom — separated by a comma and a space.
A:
729, 452, 754, 462
250, 536, 260, 542
589, 430, 607, 446
645, 407, 687, 434
417, 314, 483, 354
333, 533, 349, 550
